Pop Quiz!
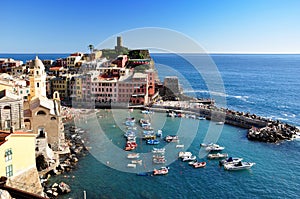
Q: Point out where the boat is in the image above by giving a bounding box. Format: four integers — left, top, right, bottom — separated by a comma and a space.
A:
156, 130, 163, 137
178, 151, 192, 158
125, 117, 135, 126
200, 143, 219, 147
219, 157, 243, 166
153, 158, 166, 164
207, 153, 228, 159
182, 155, 197, 162
165, 135, 179, 142
127, 153, 140, 159
152, 147, 165, 154
124, 142, 137, 151
176, 144, 184, 148
188, 160, 198, 165
127, 163, 136, 168
141, 110, 153, 114
216, 121, 224, 125
131, 160, 142, 165
193, 161, 206, 168
205, 145, 225, 151
153, 167, 169, 175
197, 116, 206, 120
124, 130, 136, 138
139, 119, 151, 128
224, 161, 255, 170
146, 139, 160, 145
167, 112, 176, 117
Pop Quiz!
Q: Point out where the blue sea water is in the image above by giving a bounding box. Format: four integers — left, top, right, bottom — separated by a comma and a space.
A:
1, 53, 300, 198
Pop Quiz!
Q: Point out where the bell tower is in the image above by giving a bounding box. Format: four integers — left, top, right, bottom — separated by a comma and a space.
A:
29, 56, 47, 98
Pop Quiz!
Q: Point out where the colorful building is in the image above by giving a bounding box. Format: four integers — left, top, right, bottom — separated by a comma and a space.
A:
0, 130, 43, 195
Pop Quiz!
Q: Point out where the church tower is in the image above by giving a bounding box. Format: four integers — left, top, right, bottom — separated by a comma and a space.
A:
29, 56, 47, 98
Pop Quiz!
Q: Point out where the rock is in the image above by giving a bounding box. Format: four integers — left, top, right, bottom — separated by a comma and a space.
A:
58, 182, 71, 194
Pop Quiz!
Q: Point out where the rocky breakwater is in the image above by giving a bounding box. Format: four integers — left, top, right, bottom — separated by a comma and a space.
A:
42, 125, 89, 198
247, 121, 300, 143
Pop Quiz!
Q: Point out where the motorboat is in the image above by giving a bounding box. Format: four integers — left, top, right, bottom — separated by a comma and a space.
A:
197, 116, 206, 120
205, 145, 225, 152
146, 139, 160, 145
207, 153, 228, 159
127, 153, 140, 159
216, 121, 224, 125
224, 161, 255, 170
153, 167, 169, 175
141, 110, 153, 114
219, 157, 243, 166
127, 163, 136, 168
156, 130, 163, 137
176, 144, 184, 148
152, 147, 165, 154
139, 119, 151, 128
188, 160, 198, 165
193, 161, 206, 168
131, 160, 142, 165
200, 143, 219, 147
182, 155, 197, 162
153, 158, 166, 164
125, 117, 135, 126
178, 151, 192, 158
124, 130, 136, 138
165, 135, 179, 142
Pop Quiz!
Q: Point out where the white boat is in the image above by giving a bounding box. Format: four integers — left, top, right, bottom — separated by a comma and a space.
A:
176, 144, 184, 148
193, 161, 206, 168
153, 167, 169, 175
127, 163, 137, 168
141, 110, 153, 114
127, 153, 140, 159
207, 153, 228, 159
178, 151, 192, 158
182, 155, 197, 162
200, 143, 219, 147
152, 147, 165, 154
197, 116, 206, 120
153, 158, 166, 164
205, 145, 225, 151
219, 157, 243, 165
216, 121, 224, 125
131, 160, 142, 165
224, 162, 255, 170
156, 130, 163, 137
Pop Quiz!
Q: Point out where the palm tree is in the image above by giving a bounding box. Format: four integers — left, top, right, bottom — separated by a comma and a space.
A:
88, 44, 94, 53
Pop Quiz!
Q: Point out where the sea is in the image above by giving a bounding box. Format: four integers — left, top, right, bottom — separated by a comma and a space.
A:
1, 53, 300, 198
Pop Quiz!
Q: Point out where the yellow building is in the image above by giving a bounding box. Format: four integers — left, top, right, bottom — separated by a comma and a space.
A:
29, 56, 47, 99
0, 130, 43, 195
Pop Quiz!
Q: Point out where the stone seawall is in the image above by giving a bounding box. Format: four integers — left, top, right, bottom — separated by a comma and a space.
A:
148, 101, 299, 143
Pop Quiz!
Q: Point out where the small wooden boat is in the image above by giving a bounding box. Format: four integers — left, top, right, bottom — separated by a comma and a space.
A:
127, 163, 136, 168
153, 167, 169, 175
131, 160, 142, 165
127, 153, 140, 159
193, 161, 206, 168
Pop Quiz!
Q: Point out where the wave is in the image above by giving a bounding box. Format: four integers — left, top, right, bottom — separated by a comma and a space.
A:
184, 89, 251, 102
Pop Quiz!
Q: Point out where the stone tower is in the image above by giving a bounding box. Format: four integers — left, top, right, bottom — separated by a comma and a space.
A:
29, 56, 47, 98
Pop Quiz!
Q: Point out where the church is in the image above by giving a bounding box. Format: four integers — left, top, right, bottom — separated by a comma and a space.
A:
23, 56, 66, 151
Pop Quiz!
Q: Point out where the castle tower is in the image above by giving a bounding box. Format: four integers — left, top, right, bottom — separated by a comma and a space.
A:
117, 36, 122, 47
29, 56, 47, 98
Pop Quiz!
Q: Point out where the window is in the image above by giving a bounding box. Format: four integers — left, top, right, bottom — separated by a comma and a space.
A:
37, 82, 39, 87
36, 110, 46, 115
5, 149, 12, 162
6, 165, 13, 177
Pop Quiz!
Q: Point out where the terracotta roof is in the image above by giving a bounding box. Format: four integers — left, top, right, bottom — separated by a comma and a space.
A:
0, 131, 10, 146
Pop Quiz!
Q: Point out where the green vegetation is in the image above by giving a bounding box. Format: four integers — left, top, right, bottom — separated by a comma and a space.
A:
134, 64, 150, 72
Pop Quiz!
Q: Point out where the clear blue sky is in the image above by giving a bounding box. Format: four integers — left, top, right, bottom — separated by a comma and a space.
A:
1, 0, 299, 53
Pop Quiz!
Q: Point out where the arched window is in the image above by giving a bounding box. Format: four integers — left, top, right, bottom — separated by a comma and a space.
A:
3, 106, 11, 110
51, 117, 56, 120
24, 119, 30, 122
36, 110, 46, 116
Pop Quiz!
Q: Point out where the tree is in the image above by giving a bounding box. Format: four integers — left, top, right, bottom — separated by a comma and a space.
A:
88, 44, 94, 53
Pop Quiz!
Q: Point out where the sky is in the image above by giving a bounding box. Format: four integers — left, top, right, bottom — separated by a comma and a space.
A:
1, 0, 300, 53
